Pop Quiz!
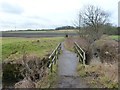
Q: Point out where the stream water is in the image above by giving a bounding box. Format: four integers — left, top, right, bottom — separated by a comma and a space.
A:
2, 82, 15, 88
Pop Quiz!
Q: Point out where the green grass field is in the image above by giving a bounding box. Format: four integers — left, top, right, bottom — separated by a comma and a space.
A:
2, 37, 65, 62
108, 35, 120, 40
3, 30, 78, 33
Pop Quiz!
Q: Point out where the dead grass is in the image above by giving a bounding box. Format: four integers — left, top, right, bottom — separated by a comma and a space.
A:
89, 61, 118, 83
77, 63, 87, 77
94, 38, 118, 63
36, 63, 58, 88
64, 36, 88, 52
77, 61, 118, 88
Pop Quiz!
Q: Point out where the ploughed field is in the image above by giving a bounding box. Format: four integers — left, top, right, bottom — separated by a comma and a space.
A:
1, 30, 79, 37
3, 30, 78, 33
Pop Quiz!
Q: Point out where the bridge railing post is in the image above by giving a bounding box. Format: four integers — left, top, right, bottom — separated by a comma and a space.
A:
48, 42, 61, 73
74, 42, 86, 67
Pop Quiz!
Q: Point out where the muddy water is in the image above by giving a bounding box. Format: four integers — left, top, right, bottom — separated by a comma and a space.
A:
57, 42, 88, 88
2, 82, 15, 88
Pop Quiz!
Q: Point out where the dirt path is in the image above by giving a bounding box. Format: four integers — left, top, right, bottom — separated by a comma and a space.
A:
57, 42, 88, 88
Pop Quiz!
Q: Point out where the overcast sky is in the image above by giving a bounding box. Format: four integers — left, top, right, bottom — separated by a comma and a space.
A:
0, 0, 119, 31
118, 1, 120, 27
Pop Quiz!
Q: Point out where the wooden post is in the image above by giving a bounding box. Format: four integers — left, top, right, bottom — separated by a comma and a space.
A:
54, 56, 56, 64
79, 56, 81, 62
74, 42, 86, 67
60, 44, 61, 50
57, 51, 59, 59
77, 52, 78, 57
50, 57, 53, 72
55, 51, 57, 64
58, 47, 60, 54
74, 45, 76, 53
51, 64, 53, 73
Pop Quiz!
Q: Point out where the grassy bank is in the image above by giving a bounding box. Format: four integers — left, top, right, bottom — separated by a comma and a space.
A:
64, 35, 118, 88
2, 37, 65, 62
77, 62, 118, 88
2, 37, 64, 88
108, 35, 120, 40
37, 63, 58, 88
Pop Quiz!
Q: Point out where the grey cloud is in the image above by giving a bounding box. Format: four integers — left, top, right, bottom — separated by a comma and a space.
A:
0, 2, 24, 14
0, 20, 16, 28
118, 1, 120, 27
0, 20, 16, 24
25, 15, 52, 22
19, 21, 45, 29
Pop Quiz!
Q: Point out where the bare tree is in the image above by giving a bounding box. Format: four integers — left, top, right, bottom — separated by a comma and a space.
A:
75, 5, 109, 60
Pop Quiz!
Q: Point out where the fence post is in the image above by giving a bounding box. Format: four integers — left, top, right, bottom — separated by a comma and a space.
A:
74, 42, 86, 67
77, 52, 78, 57
74, 45, 76, 53
49, 57, 53, 73
51, 64, 53, 72
49, 43, 61, 73
79, 56, 81, 62
58, 47, 60, 54
55, 50, 57, 64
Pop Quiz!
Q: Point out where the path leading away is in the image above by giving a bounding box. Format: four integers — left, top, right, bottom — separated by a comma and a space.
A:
57, 42, 88, 88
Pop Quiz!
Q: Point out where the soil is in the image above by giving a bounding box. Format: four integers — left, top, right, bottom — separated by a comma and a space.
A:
1, 33, 78, 37
57, 42, 88, 88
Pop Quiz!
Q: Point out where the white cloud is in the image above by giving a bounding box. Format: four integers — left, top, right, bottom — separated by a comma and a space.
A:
0, 0, 119, 31
0, 2, 24, 14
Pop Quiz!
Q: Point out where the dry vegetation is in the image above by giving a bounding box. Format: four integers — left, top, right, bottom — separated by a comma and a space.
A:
77, 61, 118, 88
2, 37, 64, 88
94, 39, 118, 63
3, 52, 50, 88
64, 36, 88, 52
14, 54, 58, 88
64, 35, 119, 88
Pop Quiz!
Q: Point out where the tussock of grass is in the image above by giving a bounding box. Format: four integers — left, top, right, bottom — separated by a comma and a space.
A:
78, 61, 118, 88
99, 76, 109, 84
77, 63, 86, 77
37, 63, 58, 88
79, 69, 86, 77
91, 80, 97, 84
77, 63, 83, 71
90, 61, 118, 83
99, 76, 118, 88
